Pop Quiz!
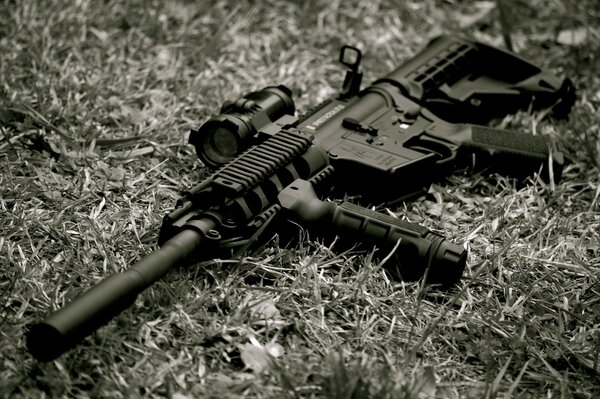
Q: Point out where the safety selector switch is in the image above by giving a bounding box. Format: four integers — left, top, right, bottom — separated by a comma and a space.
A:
342, 117, 379, 136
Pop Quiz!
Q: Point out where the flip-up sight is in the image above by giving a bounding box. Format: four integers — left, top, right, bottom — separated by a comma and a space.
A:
339, 45, 363, 99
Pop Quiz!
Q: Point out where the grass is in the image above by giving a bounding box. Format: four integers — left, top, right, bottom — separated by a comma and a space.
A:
1, 0, 599, 397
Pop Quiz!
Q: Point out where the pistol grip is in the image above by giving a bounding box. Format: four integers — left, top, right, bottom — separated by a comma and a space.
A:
278, 179, 466, 284
464, 125, 564, 183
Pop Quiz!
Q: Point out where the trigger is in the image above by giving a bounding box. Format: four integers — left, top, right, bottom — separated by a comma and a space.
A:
404, 134, 456, 161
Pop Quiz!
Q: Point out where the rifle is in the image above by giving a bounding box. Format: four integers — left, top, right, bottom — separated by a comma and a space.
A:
26, 35, 575, 361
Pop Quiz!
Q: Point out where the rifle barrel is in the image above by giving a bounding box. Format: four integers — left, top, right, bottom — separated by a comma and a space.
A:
27, 229, 204, 361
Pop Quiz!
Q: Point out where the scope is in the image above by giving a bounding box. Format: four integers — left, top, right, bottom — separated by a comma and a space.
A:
189, 85, 295, 167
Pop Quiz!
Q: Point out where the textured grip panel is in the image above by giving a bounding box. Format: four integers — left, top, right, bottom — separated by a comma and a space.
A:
334, 202, 466, 284
337, 201, 429, 240
467, 125, 563, 182
471, 126, 550, 158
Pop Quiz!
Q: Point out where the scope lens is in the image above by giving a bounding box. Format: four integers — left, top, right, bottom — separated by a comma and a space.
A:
202, 127, 239, 165
189, 85, 295, 168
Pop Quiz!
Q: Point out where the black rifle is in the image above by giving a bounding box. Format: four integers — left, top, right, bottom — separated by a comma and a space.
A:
26, 35, 575, 361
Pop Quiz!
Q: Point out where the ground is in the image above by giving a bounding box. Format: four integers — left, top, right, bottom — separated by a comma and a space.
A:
1, 0, 599, 398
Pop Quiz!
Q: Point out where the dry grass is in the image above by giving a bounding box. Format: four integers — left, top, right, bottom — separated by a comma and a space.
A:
1, 0, 599, 398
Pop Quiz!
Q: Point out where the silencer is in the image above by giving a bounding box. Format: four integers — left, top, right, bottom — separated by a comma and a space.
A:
27, 228, 205, 361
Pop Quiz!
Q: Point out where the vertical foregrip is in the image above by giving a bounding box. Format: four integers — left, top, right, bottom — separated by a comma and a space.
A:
334, 201, 466, 284
26, 229, 204, 361
278, 179, 466, 284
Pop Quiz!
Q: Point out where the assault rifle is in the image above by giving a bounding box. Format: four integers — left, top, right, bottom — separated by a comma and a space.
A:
27, 35, 575, 361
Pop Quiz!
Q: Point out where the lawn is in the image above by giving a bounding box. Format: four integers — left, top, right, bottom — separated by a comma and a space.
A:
1, 0, 599, 398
